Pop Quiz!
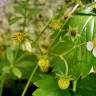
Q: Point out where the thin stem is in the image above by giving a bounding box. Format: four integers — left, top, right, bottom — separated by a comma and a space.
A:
61, 42, 86, 56
70, 4, 79, 15
59, 55, 68, 76
33, 19, 52, 44
21, 65, 38, 96
16, 52, 27, 63
50, 42, 86, 58
32, 20, 52, 54
82, 16, 93, 32
37, 20, 52, 40
48, 17, 70, 52
73, 80, 77, 92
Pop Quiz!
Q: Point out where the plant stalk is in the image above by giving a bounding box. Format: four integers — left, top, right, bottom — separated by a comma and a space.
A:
59, 56, 68, 76
21, 65, 38, 96
73, 80, 77, 92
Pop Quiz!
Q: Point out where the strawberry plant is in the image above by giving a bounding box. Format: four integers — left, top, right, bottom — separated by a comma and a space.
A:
0, 0, 96, 96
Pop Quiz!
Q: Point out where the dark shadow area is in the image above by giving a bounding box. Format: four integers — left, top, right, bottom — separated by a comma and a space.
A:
2, 79, 37, 96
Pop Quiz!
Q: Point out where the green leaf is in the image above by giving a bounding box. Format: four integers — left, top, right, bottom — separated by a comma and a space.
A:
52, 56, 66, 74
6, 47, 14, 64
62, 15, 94, 78
76, 74, 96, 96
50, 36, 74, 55
14, 50, 38, 80
12, 67, 22, 78
33, 75, 70, 96
76, 3, 96, 16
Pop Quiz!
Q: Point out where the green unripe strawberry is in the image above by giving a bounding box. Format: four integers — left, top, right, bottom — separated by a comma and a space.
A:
38, 58, 50, 72
58, 78, 70, 90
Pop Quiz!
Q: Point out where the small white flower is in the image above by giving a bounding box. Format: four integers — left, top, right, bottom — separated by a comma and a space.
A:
87, 40, 96, 57
92, 48, 96, 57
87, 41, 93, 51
